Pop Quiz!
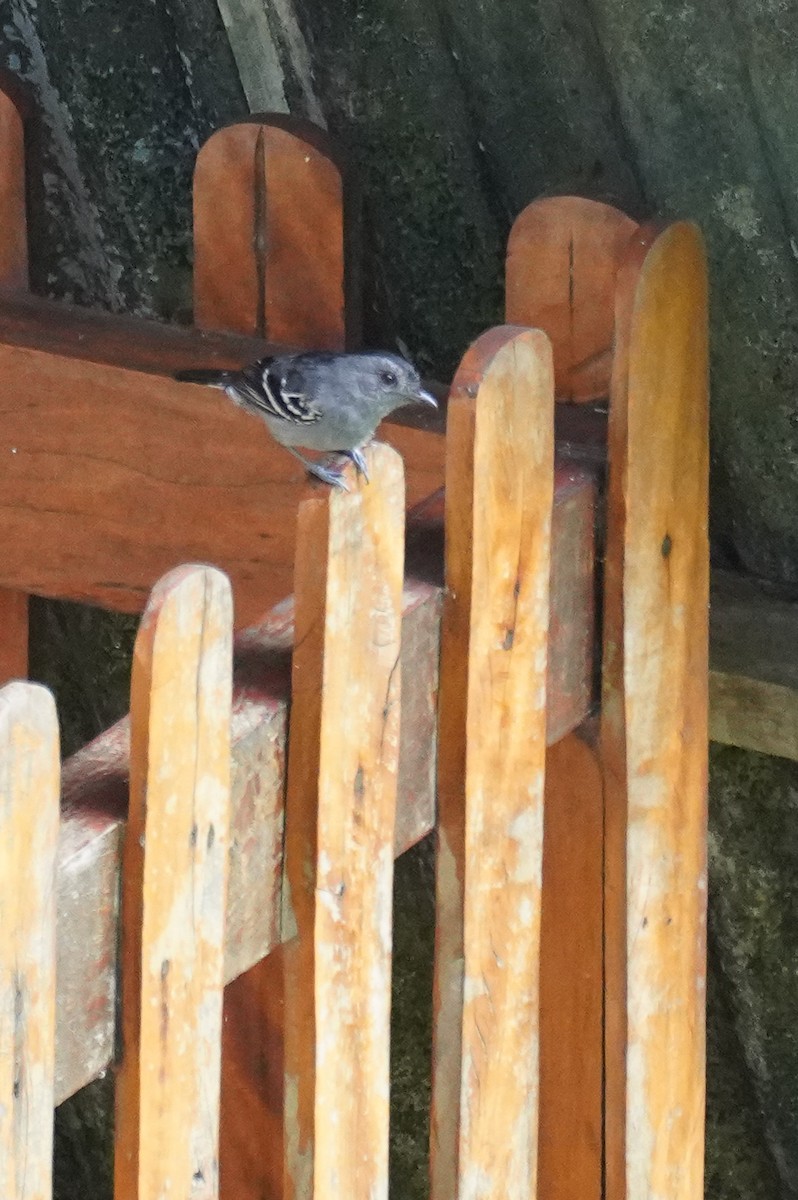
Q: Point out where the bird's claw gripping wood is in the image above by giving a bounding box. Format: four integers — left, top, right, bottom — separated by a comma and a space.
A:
343, 447, 370, 482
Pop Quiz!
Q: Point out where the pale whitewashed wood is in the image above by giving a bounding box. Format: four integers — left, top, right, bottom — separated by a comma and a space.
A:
115, 565, 234, 1200
0, 681, 60, 1200
431, 326, 554, 1200
282, 443, 405, 1200
602, 222, 709, 1200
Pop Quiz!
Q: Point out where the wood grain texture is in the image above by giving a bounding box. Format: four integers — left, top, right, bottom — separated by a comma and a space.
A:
114, 565, 233, 1200
282, 443, 404, 1200
709, 568, 798, 760
431, 326, 554, 1200
602, 222, 709, 1200
0, 80, 30, 681
0, 681, 59, 1200
50, 472, 595, 1108
0, 300, 442, 617
538, 730, 603, 1200
194, 119, 351, 347
0, 80, 27, 289
506, 196, 638, 402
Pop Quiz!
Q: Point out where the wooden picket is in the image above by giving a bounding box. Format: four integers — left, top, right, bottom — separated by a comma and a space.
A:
114, 565, 233, 1200
283, 443, 405, 1200
431, 326, 554, 1200
0, 682, 60, 1200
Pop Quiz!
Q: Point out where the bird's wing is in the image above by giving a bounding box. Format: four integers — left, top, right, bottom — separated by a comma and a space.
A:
233, 358, 321, 424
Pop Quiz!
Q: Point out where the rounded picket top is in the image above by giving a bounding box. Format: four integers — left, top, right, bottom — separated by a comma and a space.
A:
193, 117, 352, 349
506, 195, 638, 403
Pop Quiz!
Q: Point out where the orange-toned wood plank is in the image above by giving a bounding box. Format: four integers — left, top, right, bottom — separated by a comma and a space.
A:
0, 301, 448, 621
220, 947, 285, 1200
0, 76, 28, 290
538, 730, 603, 1200
0, 589, 28, 683
506, 196, 638, 402
194, 119, 355, 348
430, 326, 554, 1200
0, 77, 30, 679
114, 565, 233, 1200
601, 222, 709, 1200
0, 681, 60, 1200
282, 443, 404, 1200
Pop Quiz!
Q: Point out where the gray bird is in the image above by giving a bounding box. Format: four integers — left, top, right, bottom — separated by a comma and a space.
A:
176, 351, 438, 488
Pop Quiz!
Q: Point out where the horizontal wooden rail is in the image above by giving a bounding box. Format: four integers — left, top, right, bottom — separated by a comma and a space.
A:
709, 569, 798, 761
0, 292, 445, 622
52, 465, 594, 1105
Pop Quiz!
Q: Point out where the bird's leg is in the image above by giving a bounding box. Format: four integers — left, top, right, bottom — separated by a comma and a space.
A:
283, 445, 349, 490
342, 447, 369, 482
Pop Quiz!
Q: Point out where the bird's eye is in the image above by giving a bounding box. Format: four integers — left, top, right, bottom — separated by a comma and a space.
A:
380, 369, 398, 387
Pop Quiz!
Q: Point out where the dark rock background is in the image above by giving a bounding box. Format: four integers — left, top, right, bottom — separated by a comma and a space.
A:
2, 0, 797, 1195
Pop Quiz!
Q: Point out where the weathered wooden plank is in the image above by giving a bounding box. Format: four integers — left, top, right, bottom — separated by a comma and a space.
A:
602, 222, 709, 1200
709, 568, 798, 760
282, 443, 403, 1200
194, 118, 358, 348
538, 729, 603, 1200
51, 463, 594, 1107
506, 196, 638, 403
114, 565, 233, 1200
0, 681, 60, 1200
430, 325, 553, 1200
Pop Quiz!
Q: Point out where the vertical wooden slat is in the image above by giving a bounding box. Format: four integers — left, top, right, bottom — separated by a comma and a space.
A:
506, 195, 637, 403
114, 564, 233, 1200
0, 680, 60, 1200
602, 222, 709, 1200
0, 79, 30, 680
192, 116, 351, 1200
504, 196, 637, 1200
193, 119, 351, 348
538, 731, 603, 1200
431, 326, 554, 1200
282, 442, 405, 1200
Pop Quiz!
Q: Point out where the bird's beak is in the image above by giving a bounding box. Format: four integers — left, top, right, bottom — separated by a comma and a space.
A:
413, 387, 438, 409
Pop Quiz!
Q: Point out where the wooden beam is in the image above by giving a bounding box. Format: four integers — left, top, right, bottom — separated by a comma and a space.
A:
51, 464, 595, 1107
709, 569, 798, 760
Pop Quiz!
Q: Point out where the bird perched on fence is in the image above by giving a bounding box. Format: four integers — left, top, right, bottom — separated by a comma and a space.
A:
176, 351, 437, 488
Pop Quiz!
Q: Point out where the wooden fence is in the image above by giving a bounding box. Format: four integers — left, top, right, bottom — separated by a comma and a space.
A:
0, 70, 711, 1200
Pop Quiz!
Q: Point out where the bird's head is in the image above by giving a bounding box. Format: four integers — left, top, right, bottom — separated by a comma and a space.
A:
352, 352, 438, 417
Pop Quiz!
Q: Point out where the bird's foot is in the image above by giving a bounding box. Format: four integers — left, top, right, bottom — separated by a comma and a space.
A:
306, 459, 350, 491
342, 447, 370, 482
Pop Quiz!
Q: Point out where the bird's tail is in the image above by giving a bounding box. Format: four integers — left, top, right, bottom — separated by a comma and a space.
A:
175, 367, 233, 388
